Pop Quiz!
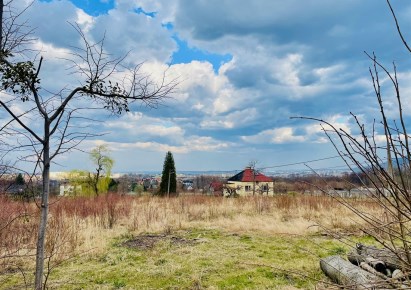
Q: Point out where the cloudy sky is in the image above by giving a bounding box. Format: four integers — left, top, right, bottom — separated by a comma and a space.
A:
4, 0, 411, 174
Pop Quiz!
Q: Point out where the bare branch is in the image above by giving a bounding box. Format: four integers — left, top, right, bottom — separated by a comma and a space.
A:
386, 0, 411, 53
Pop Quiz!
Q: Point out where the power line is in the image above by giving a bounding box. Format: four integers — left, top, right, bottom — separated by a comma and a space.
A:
216, 154, 358, 175
258, 154, 352, 170
258, 156, 389, 176
193, 150, 387, 176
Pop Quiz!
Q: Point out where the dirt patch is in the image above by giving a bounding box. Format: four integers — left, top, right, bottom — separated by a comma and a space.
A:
123, 234, 201, 250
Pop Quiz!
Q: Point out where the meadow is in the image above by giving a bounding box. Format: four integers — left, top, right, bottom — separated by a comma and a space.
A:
0, 194, 382, 289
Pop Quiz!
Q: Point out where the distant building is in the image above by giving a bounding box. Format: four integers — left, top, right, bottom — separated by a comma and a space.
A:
182, 180, 194, 190
142, 178, 159, 190
224, 167, 274, 196
60, 184, 82, 196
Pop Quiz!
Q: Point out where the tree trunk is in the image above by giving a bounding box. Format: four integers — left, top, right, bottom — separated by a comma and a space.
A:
348, 250, 387, 273
351, 244, 407, 271
320, 255, 382, 289
94, 167, 100, 196
0, 0, 3, 51
35, 127, 50, 290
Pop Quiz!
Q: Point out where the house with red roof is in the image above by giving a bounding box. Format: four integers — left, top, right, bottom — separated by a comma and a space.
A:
224, 167, 273, 196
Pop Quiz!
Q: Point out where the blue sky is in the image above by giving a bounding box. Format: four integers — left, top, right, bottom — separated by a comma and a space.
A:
5, 0, 411, 174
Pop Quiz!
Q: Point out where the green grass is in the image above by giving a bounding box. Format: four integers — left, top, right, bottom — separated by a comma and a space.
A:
8, 228, 347, 290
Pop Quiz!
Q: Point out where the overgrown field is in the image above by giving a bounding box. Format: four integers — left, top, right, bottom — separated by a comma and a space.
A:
0, 194, 382, 289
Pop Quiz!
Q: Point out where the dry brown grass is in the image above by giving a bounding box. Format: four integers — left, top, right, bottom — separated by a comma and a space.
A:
1, 194, 383, 253
0, 194, 383, 287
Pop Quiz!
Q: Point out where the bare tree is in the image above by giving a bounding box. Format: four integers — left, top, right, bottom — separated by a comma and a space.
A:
293, 0, 411, 285
0, 2, 177, 289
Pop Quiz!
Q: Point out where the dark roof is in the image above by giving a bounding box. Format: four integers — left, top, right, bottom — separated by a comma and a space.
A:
227, 168, 272, 182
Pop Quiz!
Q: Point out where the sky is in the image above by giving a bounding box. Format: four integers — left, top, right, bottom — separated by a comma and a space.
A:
2, 0, 411, 174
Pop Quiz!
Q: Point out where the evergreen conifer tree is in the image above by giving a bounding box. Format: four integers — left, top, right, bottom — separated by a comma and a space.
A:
159, 151, 177, 196
15, 173, 25, 185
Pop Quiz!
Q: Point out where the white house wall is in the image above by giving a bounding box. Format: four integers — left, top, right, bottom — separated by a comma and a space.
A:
224, 181, 275, 196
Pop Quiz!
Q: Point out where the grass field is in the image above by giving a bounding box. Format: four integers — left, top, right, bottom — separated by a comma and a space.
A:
0, 194, 381, 289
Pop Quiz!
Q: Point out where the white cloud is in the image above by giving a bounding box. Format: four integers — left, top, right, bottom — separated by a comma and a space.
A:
212, 89, 234, 114
4, 0, 411, 173
145, 125, 184, 136
304, 114, 352, 135
86, 135, 230, 154
104, 112, 185, 141
313, 64, 345, 81
192, 102, 204, 111
76, 9, 94, 32
88, 3, 176, 64
183, 136, 230, 152
112, 141, 185, 153
200, 120, 234, 129
201, 108, 258, 129
242, 127, 305, 144
32, 40, 73, 60
273, 53, 302, 87
143, 60, 248, 118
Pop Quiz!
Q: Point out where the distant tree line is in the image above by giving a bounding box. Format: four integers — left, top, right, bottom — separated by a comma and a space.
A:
271, 172, 369, 195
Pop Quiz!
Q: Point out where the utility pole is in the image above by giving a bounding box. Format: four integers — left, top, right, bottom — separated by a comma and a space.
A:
167, 169, 174, 198
252, 168, 256, 196
384, 124, 393, 199
385, 125, 394, 179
